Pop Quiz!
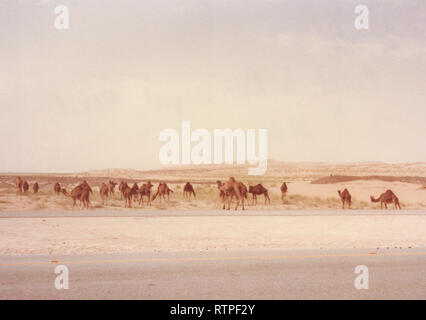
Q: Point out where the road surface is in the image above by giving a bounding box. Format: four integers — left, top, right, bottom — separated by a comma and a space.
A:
1, 248, 425, 299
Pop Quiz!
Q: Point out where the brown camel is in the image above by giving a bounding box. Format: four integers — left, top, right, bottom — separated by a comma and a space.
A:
216, 180, 226, 201
118, 181, 127, 200
152, 183, 173, 203
131, 183, 139, 202
22, 181, 29, 193
69, 181, 93, 209
54, 182, 62, 195
249, 184, 270, 205
122, 184, 139, 208
33, 182, 39, 194
337, 189, 351, 209
370, 189, 401, 209
219, 177, 245, 210
15, 176, 23, 193
108, 181, 117, 199
183, 182, 196, 198
280, 182, 288, 202
100, 183, 109, 205
139, 181, 153, 206
217, 180, 247, 207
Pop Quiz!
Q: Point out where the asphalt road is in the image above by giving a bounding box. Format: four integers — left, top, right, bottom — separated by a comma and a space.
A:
0, 209, 424, 218
1, 248, 425, 299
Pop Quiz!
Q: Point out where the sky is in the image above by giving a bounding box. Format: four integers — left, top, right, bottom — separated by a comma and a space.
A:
0, 0, 425, 172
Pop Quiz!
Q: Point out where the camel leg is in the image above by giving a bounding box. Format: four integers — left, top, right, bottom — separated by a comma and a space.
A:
234, 195, 240, 210
265, 193, 271, 205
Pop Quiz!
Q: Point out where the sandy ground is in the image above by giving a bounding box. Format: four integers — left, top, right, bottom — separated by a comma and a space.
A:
0, 213, 425, 256
0, 180, 425, 211
0, 163, 424, 257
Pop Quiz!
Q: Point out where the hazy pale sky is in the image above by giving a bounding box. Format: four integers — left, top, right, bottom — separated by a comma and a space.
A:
0, 0, 425, 172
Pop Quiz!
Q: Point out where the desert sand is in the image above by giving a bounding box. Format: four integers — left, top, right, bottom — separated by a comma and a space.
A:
0, 162, 425, 256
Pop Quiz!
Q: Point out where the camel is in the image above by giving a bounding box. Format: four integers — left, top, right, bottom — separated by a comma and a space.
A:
15, 176, 23, 193
33, 182, 39, 194
118, 181, 127, 200
122, 184, 138, 208
139, 181, 153, 206
152, 183, 173, 203
131, 183, 139, 202
337, 189, 351, 209
370, 189, 401, 209
218, 177, 245, 210
54, 182, 62, 195
216, 180, 226, 201
183, 182, 196, 199
280, 182, 288, 202
100, 183, 109, 205
248, 184, 270, 205
69, 181, 93, 209
108, 181, 117, 199
22, 181, 29, 193
217, 179, 247, 209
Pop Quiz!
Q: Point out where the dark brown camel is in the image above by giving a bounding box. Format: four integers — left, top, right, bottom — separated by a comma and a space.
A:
131, 183, 139, 202
15, 176, 23, 193
100, 183, 109, 205
69, 181, 93, 209
22, 181, 29, 193
108, 181, 117, 199
54, 182, 61, 195
33, 182, 39, 194
152, 183, 173, 203
219, 177, 245, 210
139, 181, 153, 205
183, 182, 196, 198
280, 182, 288, 202
370, 189, 401, 209
249, 184, 270, 205
338, 189, 351, 209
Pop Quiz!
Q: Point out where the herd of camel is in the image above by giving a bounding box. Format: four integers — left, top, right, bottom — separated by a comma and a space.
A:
12, 176, 402, 210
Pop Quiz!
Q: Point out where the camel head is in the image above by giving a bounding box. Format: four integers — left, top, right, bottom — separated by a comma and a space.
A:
370, 195, 379, 202
249, 186, 254, 193
147, 181, 153, 187
229, 177, 236, 182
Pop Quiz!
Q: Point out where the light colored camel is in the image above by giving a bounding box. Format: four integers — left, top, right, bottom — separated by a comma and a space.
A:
370, 189, 401, 209
338, 189, 351, 209
15, 177, 23, 193
108, 181, 117, 199
219, 177, 245, 210
100, 183, 109, 205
